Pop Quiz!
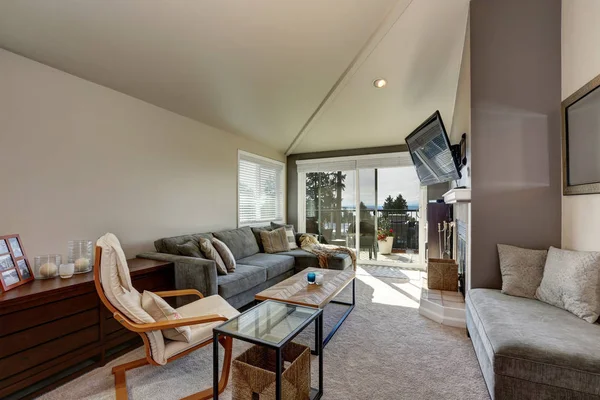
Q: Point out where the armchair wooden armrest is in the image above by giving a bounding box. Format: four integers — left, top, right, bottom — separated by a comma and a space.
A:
154, 289, 204, 299
114, 312, 227, 332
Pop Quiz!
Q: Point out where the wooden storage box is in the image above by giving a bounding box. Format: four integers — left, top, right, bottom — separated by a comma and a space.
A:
427, 258, 459, 291
232, 342, 310, 400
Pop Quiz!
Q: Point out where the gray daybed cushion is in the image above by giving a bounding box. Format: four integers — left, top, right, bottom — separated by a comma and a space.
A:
497, 244, 547, 299
213, 226, 260, 260
217, 264, 266, 299
237, 253, 295, 279
536, 246, 600, 323
467, 288, 600, 396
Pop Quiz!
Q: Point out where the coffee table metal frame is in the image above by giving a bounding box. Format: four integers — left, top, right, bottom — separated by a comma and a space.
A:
319, 277, 355, 354
212, 300, 324, 400
255, 268, 356, 356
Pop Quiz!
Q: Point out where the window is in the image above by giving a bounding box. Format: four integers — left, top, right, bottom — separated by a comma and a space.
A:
238, 151, 285, 226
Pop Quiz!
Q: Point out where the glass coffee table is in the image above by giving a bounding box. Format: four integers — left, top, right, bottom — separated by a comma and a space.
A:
255, 267, 356, 355
213, 300, 323, 400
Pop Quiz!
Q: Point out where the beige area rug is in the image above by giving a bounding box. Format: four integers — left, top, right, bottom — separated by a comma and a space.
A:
37, 272, 489, 400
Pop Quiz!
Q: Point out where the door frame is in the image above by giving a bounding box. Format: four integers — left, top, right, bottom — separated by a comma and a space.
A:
296, 153, 427, 269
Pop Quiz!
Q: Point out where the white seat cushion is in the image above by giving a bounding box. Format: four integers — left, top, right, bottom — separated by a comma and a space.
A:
163, 295, 240, 360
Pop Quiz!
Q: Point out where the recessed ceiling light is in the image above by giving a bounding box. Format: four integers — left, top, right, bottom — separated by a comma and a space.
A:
373, 78, 387, 88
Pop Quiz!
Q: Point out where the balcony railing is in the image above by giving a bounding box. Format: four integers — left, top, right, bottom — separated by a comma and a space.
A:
305, 208, 419, 252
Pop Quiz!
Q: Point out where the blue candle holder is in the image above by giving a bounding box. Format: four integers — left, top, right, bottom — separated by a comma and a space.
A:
307, 272, 316, 284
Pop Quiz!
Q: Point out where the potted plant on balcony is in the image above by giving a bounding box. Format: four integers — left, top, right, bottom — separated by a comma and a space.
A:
377, 227, 394, 255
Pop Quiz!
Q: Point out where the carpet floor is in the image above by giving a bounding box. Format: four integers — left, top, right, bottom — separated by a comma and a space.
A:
37, 270, 489, 400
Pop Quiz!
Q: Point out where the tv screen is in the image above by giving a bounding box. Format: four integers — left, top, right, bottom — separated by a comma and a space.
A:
405, 111, 460, 186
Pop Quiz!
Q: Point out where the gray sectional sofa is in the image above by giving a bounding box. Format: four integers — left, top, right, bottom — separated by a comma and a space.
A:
466, 289, 600, 399
138, 226, 352, 309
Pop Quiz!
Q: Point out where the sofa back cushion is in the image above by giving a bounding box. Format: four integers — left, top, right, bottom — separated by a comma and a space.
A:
251, 226, 272, 253
176, 240, 203, 258
212, 226, 259, 260
154, 233, 213, 255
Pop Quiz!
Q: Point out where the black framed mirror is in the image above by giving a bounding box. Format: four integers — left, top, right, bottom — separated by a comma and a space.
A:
562, 72, 600, 195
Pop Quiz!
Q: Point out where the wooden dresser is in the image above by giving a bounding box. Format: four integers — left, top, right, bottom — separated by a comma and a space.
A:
0, 258, 175, 400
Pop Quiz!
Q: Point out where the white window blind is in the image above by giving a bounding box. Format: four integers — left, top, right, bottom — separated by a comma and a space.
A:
238, 151, 285, 226
296, 152, 413, 173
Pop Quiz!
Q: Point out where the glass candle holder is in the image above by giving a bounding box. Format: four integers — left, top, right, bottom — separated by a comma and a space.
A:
68, 240, 93, 274
59, 263, 75, 279
307, 272, 316, 284
315, 273, 324, 285
33, 254, 61, 279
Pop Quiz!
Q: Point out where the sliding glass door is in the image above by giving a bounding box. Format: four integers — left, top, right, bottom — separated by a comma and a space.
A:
297, 153, 426, 268
305, 170, 356, 246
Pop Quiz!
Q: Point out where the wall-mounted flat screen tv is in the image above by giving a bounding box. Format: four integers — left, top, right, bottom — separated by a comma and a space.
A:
405, 110, 461, 186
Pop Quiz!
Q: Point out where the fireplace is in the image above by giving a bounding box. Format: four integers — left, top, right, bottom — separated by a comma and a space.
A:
457, 220, 467, 296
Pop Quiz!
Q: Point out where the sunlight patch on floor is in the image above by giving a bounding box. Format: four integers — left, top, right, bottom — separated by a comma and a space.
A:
355, 266, 420, 308
390, 281, 422, 301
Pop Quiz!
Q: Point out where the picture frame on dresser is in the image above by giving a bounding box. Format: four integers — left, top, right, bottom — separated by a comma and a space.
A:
0, 234, 34, 292
562, 71, 600, 195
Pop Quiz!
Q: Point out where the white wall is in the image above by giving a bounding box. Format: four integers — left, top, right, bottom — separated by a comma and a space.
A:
0, 49, 285, 260
562, 0, 600, 250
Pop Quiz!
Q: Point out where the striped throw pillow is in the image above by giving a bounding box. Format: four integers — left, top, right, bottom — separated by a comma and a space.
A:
260, 227, 290, 254
270, 222, 297, 250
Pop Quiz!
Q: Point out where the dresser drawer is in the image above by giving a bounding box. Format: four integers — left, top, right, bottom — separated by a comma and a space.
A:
0, 309, 99, 359
0, 325, 100, 379
0, 292, 98, 336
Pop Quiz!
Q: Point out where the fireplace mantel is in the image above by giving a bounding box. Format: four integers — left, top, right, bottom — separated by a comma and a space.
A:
443, 188, 471, 204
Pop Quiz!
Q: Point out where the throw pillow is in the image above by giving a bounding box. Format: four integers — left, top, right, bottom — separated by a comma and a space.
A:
497, 244, 547, 299
270, 222, 297, 250
199, 237, 228, 275
536, 246, 600, 323
300, 233, 319, 247
176, 240, 203, 258
251, 226, 272, 253
260, 227, 290, 254
212, 238, 236, 272
141, 290, 191, 342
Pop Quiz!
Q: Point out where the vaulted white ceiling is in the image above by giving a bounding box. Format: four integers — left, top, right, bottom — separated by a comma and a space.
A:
291, 0, 470, 154
0, 0, 469, 155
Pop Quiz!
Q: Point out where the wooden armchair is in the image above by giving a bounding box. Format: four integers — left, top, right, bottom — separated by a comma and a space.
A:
94, 233, 238, 400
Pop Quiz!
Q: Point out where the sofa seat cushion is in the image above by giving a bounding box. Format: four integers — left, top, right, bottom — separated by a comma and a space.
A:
236, 253, 295, 280
213, 227, 260, 260
217, 264, 266, 299
278, 249, 352, 271
466, 288, 600, 396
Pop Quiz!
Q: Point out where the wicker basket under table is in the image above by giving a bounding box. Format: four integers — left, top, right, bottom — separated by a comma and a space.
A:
232, 342, 311, 400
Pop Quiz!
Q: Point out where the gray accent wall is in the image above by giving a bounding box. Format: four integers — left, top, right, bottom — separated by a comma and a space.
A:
470, 0, 562, 288
287, 145, 407, 228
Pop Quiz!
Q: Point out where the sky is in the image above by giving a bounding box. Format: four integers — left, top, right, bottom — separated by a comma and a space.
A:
339, 166, 421, 209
